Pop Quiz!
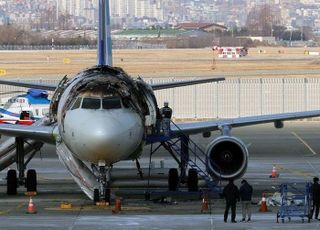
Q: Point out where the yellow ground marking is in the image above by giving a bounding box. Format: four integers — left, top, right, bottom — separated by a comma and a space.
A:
291, 132, 317, 156
45, 205, 150, 212
63, 58, 71, 64
0, 69, 6, 76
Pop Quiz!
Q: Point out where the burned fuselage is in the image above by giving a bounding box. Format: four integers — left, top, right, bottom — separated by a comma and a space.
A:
52, 65, 158, 165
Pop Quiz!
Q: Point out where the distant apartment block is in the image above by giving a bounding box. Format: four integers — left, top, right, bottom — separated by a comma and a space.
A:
110, 0, 163, 20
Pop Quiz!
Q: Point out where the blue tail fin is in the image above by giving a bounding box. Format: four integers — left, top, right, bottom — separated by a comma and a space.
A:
97, 0, 113, 66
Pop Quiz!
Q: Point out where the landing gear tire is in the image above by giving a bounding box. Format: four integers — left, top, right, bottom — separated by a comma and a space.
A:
168, 168, 179, 191
7, 169, 17, 195
93, 188, 99, 203
105, 188, 111, 204
26, 169, 37, 192
187, 169, 198, 192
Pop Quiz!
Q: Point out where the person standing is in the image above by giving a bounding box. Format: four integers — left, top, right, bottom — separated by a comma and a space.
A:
311, 177, 320, 220
239, 179, 253, 222
160, 101, 172, 137
223, 179, 240, 223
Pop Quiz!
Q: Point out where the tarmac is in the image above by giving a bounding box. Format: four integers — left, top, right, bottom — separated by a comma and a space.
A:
0, 122, 320, 229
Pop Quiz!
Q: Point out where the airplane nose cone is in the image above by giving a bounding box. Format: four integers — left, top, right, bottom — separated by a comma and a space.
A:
63, 109, 144, 164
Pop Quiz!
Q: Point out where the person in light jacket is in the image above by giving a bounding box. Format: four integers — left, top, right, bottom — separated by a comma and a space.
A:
239, 179, 253, 222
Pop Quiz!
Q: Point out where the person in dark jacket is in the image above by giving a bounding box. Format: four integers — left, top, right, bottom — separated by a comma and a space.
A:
160, 101, 172, 137
311, 177, 320, 220
223, 179, 240, 223
239, 179, 253, 222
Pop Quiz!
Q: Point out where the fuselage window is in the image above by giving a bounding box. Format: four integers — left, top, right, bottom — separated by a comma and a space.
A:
82, 98, 101, 110
102, 97, 122, 109
71, 97, 82, 110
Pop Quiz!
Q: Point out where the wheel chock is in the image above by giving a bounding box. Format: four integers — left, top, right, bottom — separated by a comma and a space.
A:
95, 201, 109, 206
60, 202, 73, 209
25, 191, 37, 196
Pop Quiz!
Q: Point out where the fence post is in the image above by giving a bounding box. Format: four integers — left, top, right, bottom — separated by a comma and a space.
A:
216, 81, 219, 118
282, 78, 285, 113
238, 78, 241, 117
194, 79, 197, 118
304, 78, 307, 111
260, 78, 263, 115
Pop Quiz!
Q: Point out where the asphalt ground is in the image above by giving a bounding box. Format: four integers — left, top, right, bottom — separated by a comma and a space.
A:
0, 122, 320, 229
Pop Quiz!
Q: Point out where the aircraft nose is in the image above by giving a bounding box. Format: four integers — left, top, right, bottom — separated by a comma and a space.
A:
64, 109, 144, 164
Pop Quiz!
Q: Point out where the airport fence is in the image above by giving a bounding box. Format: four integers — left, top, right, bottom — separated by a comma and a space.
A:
0, 78, 320, 119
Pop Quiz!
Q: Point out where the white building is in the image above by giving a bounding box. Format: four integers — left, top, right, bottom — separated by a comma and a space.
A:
135, 0, 163, 20
110, 0, 163, 20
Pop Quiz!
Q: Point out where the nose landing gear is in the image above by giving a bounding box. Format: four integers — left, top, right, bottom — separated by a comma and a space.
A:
93, 162, 112, 204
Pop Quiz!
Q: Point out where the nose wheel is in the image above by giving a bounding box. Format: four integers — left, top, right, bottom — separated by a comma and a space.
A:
94, 164, 112, 204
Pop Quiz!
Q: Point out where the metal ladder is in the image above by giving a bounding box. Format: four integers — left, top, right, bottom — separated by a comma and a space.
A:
166, 121, 222, 193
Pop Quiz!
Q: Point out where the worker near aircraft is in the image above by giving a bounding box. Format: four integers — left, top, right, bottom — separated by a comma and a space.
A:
223, 179, 240, 223
160, 101, 172, 136
239, 179, 253, 222
311, 177, 320, 220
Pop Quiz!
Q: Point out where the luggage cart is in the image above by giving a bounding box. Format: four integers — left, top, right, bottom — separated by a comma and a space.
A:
277, 182, 312, 223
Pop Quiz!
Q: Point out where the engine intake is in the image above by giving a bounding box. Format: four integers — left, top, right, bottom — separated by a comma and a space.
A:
206, 136, 248, 180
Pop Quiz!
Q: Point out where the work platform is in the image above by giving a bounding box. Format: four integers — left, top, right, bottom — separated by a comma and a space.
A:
144, 121, 222, 196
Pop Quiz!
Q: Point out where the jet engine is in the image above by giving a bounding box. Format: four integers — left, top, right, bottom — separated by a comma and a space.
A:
206, 136, 248, 180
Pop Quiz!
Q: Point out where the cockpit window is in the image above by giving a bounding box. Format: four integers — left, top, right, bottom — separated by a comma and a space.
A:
71, 97, 82, 110
82, 98, 101, 110
102, 97, 122, 109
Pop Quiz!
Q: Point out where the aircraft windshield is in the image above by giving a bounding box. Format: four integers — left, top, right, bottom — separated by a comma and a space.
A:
82, 98, 101, 110
102, 97, 122, 109
77, 96, 122, 110
71, 97, 82, 110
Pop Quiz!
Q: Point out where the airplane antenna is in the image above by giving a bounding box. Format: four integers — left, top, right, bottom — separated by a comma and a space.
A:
97, 0, 113, 66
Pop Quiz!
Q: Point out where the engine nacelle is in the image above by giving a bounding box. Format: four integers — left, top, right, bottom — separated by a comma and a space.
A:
206, 136, 249, 180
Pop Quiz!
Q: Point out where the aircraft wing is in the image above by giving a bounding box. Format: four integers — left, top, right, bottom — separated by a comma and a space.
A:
151, 77, 225, 90
0, 124, 56, 144
171, 110, 320, 136
0, 80, 57, 91
0, 77, 225, 92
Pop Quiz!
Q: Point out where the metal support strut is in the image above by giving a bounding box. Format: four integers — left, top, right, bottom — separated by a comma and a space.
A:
16, 137, 25, 185
180, 135, 189, 183
97, 162, 112, 203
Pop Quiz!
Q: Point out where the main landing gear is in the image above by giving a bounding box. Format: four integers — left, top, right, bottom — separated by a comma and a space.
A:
93, 161, 112, 204
7, 137, 38, 195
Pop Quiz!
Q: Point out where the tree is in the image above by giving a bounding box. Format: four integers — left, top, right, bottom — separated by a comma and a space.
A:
246, 4, 281, 36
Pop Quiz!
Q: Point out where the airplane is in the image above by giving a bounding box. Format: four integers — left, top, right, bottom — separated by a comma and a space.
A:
0, 88, 50, 123
0, 0, 319, 202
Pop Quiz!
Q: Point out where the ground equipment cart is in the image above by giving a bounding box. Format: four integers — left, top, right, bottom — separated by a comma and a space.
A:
276, 182, 312, 223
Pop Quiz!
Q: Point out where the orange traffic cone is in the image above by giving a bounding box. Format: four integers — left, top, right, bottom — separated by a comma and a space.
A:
112, 197, 121, 214
270, 166, 279, 178
201, 196, 209, 213
26, 197, 37, 214
259, 193, 268, 212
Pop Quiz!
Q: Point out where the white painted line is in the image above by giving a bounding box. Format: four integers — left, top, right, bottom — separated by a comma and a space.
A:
291, 132, 317, 156
306, 160, 320, 177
